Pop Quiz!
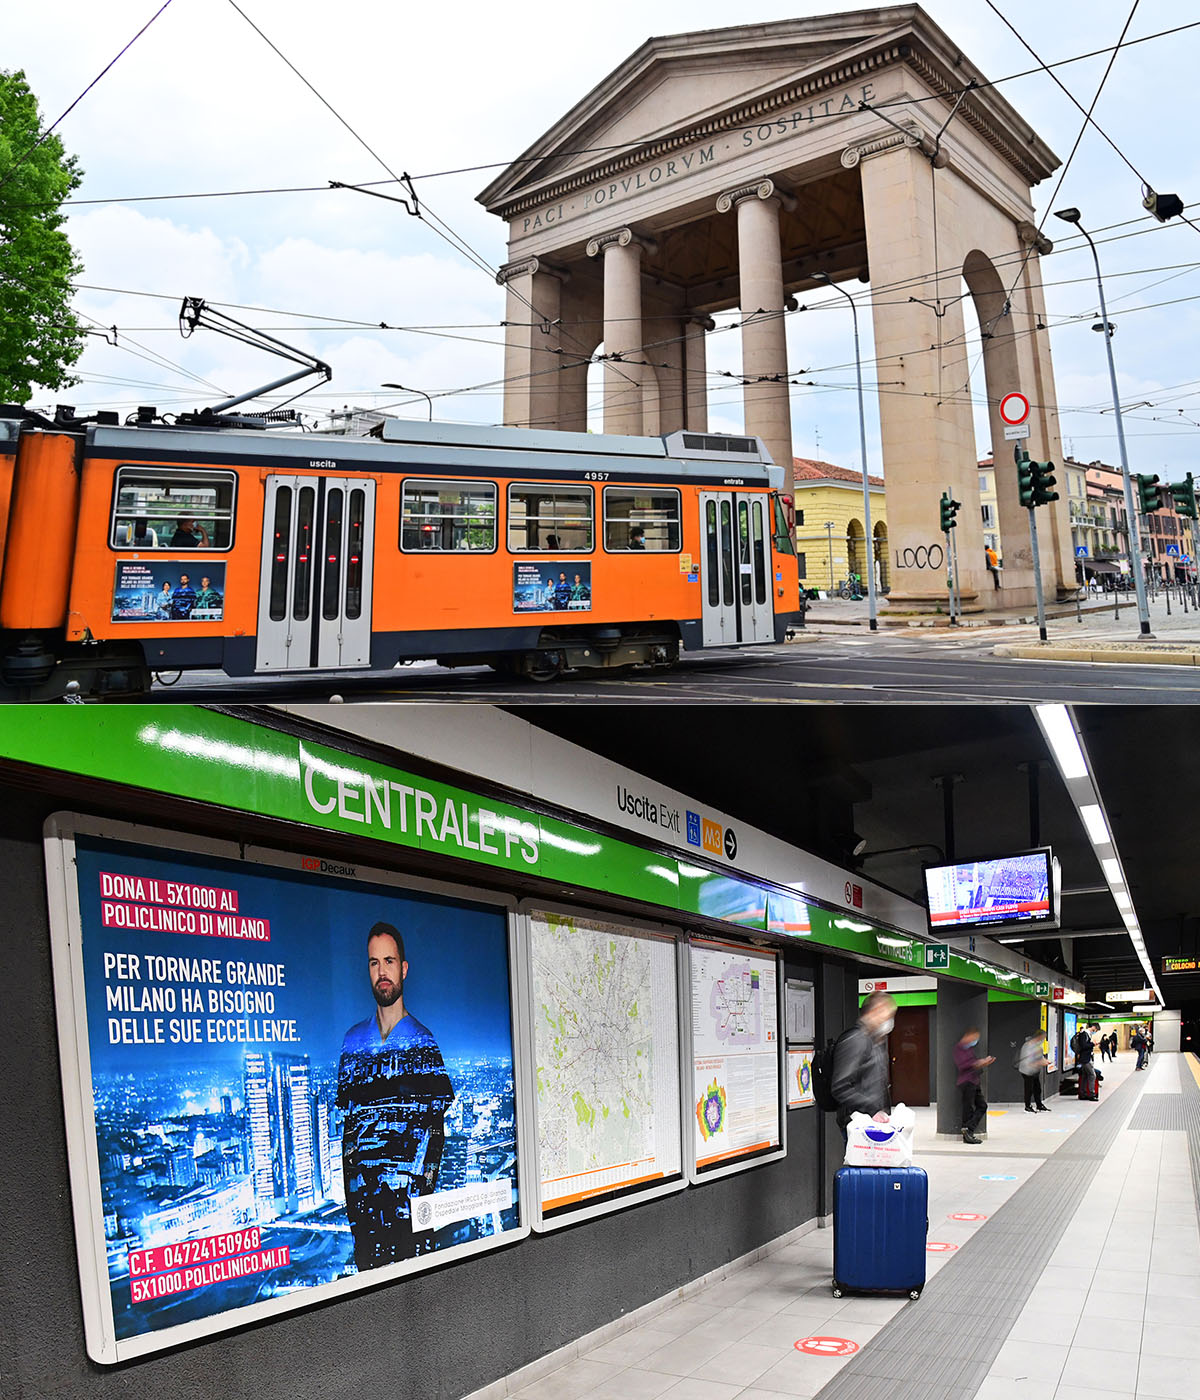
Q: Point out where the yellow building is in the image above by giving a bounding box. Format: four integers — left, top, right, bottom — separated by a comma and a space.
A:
978, 454, 1089, 579
792, 459, 888, 593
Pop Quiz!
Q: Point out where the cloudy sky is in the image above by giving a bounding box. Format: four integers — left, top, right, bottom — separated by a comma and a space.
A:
9, 0, 1200, 475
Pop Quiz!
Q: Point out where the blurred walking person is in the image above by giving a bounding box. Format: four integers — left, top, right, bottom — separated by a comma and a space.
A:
1018, 1032, 1050, 1113
831, 990, 896, 1143
955, 1027, 995, 1144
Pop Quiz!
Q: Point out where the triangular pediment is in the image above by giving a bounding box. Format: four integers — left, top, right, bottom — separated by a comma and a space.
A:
479, 9, 920, 211
478, 6, 1059, 215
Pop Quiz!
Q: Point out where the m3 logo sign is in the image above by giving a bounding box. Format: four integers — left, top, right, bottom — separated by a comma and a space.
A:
701, 819, 738, 861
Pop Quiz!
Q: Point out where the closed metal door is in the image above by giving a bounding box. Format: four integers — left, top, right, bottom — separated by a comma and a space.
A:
699, 492, 773, 646
256, 475, 375, 671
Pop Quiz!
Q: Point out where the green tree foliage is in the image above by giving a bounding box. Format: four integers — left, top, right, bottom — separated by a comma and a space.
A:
0, 70, 87, 403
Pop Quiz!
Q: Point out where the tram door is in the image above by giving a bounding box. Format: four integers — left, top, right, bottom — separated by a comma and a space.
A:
699, 492, 774, 646
256, 476, 376, 671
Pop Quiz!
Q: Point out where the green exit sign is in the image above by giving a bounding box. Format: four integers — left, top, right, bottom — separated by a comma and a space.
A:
1035, 981, 1049, 997
925, 943, 949, 970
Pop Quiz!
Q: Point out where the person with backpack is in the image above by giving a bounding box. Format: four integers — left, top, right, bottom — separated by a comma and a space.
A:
828, 990, 896, 1142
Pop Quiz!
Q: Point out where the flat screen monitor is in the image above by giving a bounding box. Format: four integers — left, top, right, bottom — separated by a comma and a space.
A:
1063, 1011, 1078, 1070
924, 849, 1059, 933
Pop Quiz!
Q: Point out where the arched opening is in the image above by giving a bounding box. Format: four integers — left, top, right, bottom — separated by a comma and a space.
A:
873, 520, 889, 592
846, 518, 865, 582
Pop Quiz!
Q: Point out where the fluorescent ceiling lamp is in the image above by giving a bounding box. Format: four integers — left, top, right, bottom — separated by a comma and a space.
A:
1079, 803, 1111, 845
1113, 891, 1132, 910
1037, 704, 1089, 779
1101, 857, 1122, 884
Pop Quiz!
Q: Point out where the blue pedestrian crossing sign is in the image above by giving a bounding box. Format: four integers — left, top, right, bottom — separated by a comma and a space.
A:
1075, 546, 1088, 557
1167, 544, 1180, 556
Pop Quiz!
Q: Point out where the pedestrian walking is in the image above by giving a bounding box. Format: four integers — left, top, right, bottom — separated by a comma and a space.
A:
1132, 1028, 1148, 1070
985, 545, 1001, 590
1099, 1032, 1111, 1064
830, 990, 896, 1143
954, 1028, 995, 1144
1018, 1032, 1051, 1112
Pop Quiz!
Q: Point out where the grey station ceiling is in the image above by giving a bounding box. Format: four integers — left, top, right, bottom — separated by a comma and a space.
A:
511, 706, 1200, 1012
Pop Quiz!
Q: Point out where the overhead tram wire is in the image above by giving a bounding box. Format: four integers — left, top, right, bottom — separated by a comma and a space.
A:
0, 0, 176, 192
985, 0, 1200, 246
222, 0, 642, 398
26, 15, 1200, 212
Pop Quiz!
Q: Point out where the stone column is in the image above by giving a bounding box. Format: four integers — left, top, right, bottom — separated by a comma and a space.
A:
1016, 225, 1076, 598
853, 137, 982, 608
586, 227, 655, 436
495, 256, 569, 430
717, 179, 795, 468
684, 315, 714, 432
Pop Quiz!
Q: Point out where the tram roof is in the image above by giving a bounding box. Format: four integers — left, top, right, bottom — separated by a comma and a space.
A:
81, 420, 782, 485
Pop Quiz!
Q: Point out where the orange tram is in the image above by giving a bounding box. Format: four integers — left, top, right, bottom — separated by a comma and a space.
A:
0, 406, 803, 699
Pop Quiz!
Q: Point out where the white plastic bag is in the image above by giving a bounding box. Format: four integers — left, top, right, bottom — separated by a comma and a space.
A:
843, 1103, 916, 1167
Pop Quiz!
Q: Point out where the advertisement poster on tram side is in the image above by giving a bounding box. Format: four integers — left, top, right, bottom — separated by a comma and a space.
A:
512, 562, 592, 613
689, 940, 782, 1176
528, 910, 683, 1224
111, 562, 226, 622
49, 825, 523, 1362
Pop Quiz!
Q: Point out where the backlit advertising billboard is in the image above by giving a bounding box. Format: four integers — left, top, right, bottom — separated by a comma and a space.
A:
44, 815, 527, 1363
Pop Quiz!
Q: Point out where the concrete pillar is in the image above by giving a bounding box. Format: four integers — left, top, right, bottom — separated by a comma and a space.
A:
684, 315, 715, 431
853, 139, 984, 610
935, 981, 988, 1137
717, 179, 794, 469
496, 257, 568, 430
586, 227, 655, 436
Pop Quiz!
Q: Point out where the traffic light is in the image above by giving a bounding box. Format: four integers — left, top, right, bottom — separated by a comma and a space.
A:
939, 492, 960, 532
1169, 472, 1198, 520
1031, 459, 1058, 507
1136, 473, 1162, 515
1017, 451, 1034, 508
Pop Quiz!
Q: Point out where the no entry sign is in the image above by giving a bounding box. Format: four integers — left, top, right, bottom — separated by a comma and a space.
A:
796, 1336, 860, 1357
999, 392, 1030, 426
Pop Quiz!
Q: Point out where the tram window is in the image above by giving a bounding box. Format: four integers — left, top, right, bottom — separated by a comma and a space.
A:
602, 487, 681, 551
738, 500, 752, 605
293, 487, 315, 622
111, 467, 236, 550
268, 487, 292, 622
705, 500, 719, 607
507, 484, 593, 551
345, 488, 366, 619
400, 479, 496, 552
719, 500, 734, 606
322, 488, 343, 621
772, 494, 796, 555
752, 500, 767, 604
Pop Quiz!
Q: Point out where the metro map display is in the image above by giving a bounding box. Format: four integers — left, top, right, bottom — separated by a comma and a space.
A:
530, 911, 682, 1221
690, 940, 782, 1174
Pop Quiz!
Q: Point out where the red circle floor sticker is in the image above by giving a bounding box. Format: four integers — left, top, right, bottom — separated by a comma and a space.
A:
949, 1212, 987, 1222
927, 1241, 959, 1252
796, 1336, 860, 1357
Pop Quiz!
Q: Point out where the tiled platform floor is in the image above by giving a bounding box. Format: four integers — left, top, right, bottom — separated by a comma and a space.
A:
477, 1052, 1198, 1400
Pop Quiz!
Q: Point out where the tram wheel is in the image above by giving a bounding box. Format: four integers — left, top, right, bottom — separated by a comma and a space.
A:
524, 650, 565, 683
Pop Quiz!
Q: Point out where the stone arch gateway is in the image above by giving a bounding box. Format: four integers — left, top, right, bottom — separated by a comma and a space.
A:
479, 5, 1075, 611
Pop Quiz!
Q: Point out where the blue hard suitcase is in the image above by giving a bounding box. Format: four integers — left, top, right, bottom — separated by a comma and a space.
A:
832, 1165, 928, 1299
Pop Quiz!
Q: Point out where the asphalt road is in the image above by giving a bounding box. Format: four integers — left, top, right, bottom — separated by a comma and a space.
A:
142, 632, 1200, 704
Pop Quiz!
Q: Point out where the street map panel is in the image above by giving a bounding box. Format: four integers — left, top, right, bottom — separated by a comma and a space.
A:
531, 911, 681, 1215
691, 942, 780, 1170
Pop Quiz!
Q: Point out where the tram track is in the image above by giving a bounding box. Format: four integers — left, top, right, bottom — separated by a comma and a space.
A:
123, 644, 1200, 704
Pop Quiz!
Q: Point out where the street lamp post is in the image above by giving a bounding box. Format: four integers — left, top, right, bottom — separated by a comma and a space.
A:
824, 520, 836, 595
1053, 209, 1152, 636
381, 382, 434, 421
816, 271, 878, 630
